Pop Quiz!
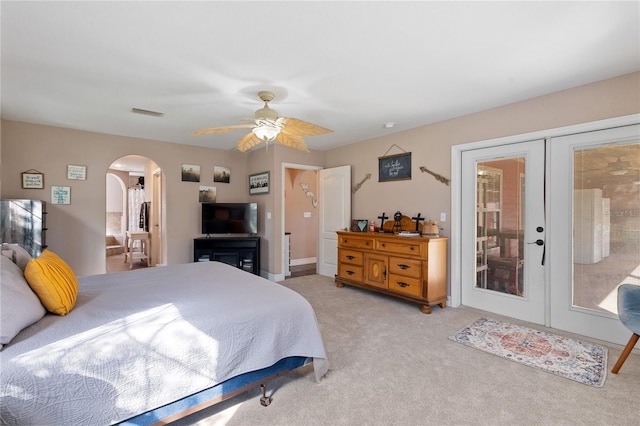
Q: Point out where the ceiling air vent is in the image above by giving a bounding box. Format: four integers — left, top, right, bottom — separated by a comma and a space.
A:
131, 107, 164, 117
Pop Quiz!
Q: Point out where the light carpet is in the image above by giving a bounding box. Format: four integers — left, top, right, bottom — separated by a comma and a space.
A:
172, 274, 638, 425
449, 317, 608, 387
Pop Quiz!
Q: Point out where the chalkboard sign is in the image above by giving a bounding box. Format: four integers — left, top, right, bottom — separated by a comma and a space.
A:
378, 152, 411, 182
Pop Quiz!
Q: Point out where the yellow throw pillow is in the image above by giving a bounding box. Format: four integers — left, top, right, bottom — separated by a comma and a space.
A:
24, 249, 78, 316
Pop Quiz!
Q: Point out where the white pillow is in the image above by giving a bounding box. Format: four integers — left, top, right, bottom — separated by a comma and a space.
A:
0, 255, 46, 346
1, 243, 33, 271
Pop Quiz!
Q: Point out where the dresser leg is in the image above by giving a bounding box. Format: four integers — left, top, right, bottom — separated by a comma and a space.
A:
439, 301, 446, 308
420, 305, 432, 314
336, 281, 345, 288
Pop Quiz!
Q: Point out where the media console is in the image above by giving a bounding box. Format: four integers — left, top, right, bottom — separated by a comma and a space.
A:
194, 236, 260, 276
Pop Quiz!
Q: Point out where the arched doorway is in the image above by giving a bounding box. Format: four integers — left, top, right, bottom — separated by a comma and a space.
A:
106, 155, 164, 273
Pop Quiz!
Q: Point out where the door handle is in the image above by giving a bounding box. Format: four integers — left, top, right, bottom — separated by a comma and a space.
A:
527, 238, 545, 265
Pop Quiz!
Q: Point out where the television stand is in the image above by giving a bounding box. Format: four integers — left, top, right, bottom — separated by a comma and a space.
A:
194, 236, 260, 276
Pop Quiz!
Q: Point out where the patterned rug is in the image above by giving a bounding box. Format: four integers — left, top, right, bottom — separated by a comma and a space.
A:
449, 318, 608, 387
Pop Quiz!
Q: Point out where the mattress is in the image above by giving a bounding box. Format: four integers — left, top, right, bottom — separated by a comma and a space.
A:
0, 261, 328, 425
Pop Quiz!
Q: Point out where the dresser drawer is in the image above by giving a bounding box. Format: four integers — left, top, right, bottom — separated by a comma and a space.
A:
338, 263, 364, 282
339, 249, 364, 265
376, 239, 423, 257
388, 257, 422, 279
339, 235, 374, 250
388, 274, 422, 298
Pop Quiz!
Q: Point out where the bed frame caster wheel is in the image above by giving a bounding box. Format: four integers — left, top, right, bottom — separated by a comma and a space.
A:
260, 396, 272, 406
260, 383, 271, 406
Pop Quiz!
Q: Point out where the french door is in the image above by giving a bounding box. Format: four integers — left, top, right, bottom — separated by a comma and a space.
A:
459, 122, 639, 345
461, 140, 547, 325
548, 125, 639, 345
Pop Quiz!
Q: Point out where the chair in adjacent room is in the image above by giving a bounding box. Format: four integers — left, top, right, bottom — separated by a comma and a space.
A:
611, 284, 640, 374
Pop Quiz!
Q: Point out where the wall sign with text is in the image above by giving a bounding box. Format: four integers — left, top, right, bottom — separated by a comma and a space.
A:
378, 152, 411, 182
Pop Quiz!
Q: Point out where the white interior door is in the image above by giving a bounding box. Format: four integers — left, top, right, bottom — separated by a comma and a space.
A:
318, 165, 351, 277
548, 124, 639, 345
461, 140, 546, 324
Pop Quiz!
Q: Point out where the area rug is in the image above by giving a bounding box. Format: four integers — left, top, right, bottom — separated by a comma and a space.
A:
449, 317, 607, 387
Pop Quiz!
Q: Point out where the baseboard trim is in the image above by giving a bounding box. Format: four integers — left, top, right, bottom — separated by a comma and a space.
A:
290, 257, 317, 266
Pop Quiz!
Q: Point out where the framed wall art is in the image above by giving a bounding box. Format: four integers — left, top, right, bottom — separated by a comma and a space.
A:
378, 152, 412, 182
214, 166, 230, 183
21, 170, 44, 189
51, 186, 71, 205
199, 186, 217, 203
67, 164, 87, 180
181, 164, 200, 182
249, 171, 270, 195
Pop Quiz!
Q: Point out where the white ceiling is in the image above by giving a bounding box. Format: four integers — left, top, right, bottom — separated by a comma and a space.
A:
2, 1, 639, 154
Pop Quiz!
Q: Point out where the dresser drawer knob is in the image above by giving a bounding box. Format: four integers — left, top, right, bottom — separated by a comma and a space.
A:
397, 281, 410, 288
347, 255, 356, 260
347, 270, 355, 276
398, 263, 410, 270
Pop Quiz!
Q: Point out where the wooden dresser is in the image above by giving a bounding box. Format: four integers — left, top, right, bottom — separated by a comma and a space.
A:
335, 231, 447, 314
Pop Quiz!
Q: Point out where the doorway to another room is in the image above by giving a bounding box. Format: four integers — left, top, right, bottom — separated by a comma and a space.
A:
283, 165, 321, 278
106, 155, 164, 274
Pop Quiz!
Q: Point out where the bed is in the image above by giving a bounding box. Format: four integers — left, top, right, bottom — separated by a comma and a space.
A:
0, 255, 328, 425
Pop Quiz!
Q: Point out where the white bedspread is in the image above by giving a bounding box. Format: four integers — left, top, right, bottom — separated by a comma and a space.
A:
0, 262, 328, 425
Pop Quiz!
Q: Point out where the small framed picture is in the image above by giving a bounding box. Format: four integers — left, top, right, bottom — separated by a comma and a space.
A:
214, 166, 230, 183
22, 171, 44, 189
199, 186, 217, 203
67, 164, 87, 180
249, 171, 270, 195
351, 219, 369, 232
51, 186, 71, 205
181, 164, 200, 182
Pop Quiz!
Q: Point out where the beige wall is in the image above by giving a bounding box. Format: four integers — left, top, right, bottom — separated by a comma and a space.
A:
0, 122, 248, 276
1, 71, 638, 280
325, 71, 640, 243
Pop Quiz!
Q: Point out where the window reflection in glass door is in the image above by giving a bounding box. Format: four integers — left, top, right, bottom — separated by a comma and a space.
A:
573, 142, 640, 315
476, 159, 525, 296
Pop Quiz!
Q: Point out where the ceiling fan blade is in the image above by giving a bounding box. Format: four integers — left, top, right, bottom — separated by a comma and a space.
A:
280, 117, 333, 136
192, 124, 254, 136
236, 132, 263, 152
276, 132, 310, 152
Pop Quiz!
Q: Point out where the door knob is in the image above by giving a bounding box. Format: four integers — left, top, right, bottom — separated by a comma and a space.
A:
528, 239, 544, 246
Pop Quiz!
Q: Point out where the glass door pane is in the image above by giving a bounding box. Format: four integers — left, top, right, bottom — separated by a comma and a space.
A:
573, 142, 640, 315
476, 159, 525, 296
461, 140, 545, 325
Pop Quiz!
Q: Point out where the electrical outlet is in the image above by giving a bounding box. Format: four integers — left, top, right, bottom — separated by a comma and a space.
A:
266, 212, 272, 220
440, 212, 446, 222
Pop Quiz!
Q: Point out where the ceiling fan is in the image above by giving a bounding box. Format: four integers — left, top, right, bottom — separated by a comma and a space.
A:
193, 91, 333, 152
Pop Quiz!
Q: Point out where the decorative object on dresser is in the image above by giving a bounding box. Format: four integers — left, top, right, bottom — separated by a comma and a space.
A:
350, 219, 369, 232
335, 230, 447, 314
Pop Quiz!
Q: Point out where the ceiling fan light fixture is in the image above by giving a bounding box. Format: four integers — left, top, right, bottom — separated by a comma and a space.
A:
252, 125, 280, 142
255, 105, 278, 120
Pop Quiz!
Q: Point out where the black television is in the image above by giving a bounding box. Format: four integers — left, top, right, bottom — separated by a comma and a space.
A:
201, 202, 258, 235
